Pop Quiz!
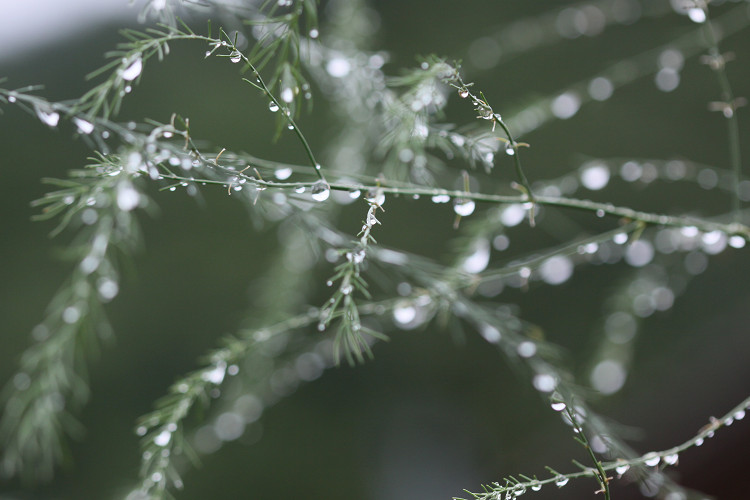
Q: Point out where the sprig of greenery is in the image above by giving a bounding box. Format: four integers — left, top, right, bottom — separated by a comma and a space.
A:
243, 0, 318, 124
458, 394, 750, 500
318, 194, 388, 364
130, 311, 320, 499
0, 155, 144, 481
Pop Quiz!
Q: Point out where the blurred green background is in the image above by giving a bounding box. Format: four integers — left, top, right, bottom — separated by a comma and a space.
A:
2, 1, 750, 499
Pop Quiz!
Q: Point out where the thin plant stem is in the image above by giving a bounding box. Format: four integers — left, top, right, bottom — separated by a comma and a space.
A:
564, 406, 611, 499
702, 8, 743, 223
157, 169, 750, 239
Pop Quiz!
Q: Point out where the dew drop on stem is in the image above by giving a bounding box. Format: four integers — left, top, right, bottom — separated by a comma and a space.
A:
615, 463, 630, 476
311, 181, 330, 202
554, 476, 569, 487
73, 117, 94, 134
154, 430, 172, 447
550, 401, 567, 412
454, 199, 476, 216
121, 57, 143, 81
229, 50, 242, 63
393, 303, 417, 326
268, 102, 280, 112
34, 105, 59, 127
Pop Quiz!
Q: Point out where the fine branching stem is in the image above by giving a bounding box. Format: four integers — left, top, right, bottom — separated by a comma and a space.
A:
702, 9, 744, 223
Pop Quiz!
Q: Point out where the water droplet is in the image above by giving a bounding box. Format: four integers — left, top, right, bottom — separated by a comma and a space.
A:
613, 232, 628, 244
588, 77, 614, 101
580, 163, 610, 190
366, 212, 380, 227
615, 464, 630, 476
540, 255, 574, 285
431, 194, 450, 204
205, 50, 211, 57
505, 143, 515, 156
365, 190, 386, 206
341, 284, 353, 295
346, 249, 365, 264
458, 88, 469, 98
309, 28, 319, 39
531, 482, 542, 492
136, 425, 147, 436
454, 199, 476, 216
734, 409, 746, 420
695, 437, 704, 446
274, 167, 293, 180
393, 302, 417, 326
533, 373, 557, 393
97, 278, 119, 301
117, 182, 141, 211
326, 57, 351, 78
664, 453, 679, 465
461, 239, 490, 273
280, 87, 294, 103
625, 240, 654, 267
35, 105, 59, 127
7, 95, 16, 103
268, 102, 280, 112
549, 87, 581, 119
644, 453, 660, 467
729, 236, 746, 248
154, 430, 172, 446
202, 361, 227, 384
517, 341, 536, 358
687, 7, 706, 23
121, 58, 143, 81
73, 117, 94, 134
62, 306, 81, 324
294, 186, 306, 194
554, 476, 569, 487
229, 50, 242, 63
596, 209, 605, 217
551, 401, 567, 412
311, 181, 330, 202
501, 204, 526, 227
348, 189, 361, 199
